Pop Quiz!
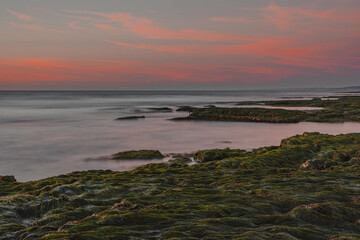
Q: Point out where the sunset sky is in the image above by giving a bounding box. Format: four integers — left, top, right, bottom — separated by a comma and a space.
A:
1, 0, 359, 89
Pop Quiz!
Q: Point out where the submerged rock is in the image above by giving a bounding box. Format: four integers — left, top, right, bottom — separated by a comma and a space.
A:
147, 107, 173, 112
176, 106, 197, 112
115, 116, 145, 120
112, 150, 165, 160
215, 140, 232, 144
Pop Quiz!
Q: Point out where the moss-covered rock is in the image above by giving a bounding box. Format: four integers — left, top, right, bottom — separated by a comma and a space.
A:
173, 96, 360, 123
1, 133, 360, 239
112, 150, 165, 160
168, 157, 192, 165
194, 148, 247, 162
172, 107, 307, 123
0, 176, 16, 183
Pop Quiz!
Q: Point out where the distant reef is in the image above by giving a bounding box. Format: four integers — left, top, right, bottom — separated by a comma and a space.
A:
172, 96, 360, 123
1, 132, 360, 239
115, 116, 145, 120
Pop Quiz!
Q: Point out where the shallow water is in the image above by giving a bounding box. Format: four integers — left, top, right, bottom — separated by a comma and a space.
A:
1, 90, 360, 181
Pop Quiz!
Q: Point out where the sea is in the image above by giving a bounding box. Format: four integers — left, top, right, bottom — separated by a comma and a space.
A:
1, 89, 360, 182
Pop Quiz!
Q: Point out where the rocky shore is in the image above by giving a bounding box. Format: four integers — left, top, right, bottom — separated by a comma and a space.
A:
1, 133, 360, 239
172, 96, 360, 123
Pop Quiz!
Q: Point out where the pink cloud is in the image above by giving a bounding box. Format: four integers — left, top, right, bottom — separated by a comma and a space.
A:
105, 40, 201, 53
7, 9, 36, 22
0, 58, 298, 86
105, 38, 292, 55
211, 4, 360, 33
10, 22, 66, 33
209, 17, 256, 23
105, 38, 360, 74
95, 24, 113, 30
68, 21, 86, 30
66, 10, 258, 42
263, 4, 360, 30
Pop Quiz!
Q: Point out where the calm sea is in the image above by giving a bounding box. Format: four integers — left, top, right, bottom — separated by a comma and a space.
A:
1, 89, 360, 181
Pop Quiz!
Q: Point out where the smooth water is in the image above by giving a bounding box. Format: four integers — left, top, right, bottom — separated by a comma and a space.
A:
1, 90, 360, 181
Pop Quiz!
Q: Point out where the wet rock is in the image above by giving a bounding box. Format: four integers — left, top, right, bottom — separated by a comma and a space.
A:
0, 175, 16, 182
147, 107, 172, 112
115, 116, 145, 120
176, 106, 197, 112
112, 150, 164, 160
168, 157, 192, 165
173, 96, 360, 123
215, 140, 232, 144
312, 97, 322, 101
194, 148, 246, 162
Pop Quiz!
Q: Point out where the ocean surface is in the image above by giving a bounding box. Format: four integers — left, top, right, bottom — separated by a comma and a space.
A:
1, 89, 360, 182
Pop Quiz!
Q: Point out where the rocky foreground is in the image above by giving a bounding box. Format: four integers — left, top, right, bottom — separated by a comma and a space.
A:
1, 133, 360, 239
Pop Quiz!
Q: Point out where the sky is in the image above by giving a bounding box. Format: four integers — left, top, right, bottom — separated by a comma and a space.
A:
0, 0, 359, 90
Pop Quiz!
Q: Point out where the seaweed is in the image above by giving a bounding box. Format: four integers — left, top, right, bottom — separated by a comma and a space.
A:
1, 133, 360, 239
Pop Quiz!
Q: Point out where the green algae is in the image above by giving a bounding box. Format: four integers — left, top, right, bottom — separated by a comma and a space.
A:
173, 96, 360, 123
112, 150, 165, 160
1, 133, 360, 239
173, 107, 307, 123
194, 148, 247, 162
